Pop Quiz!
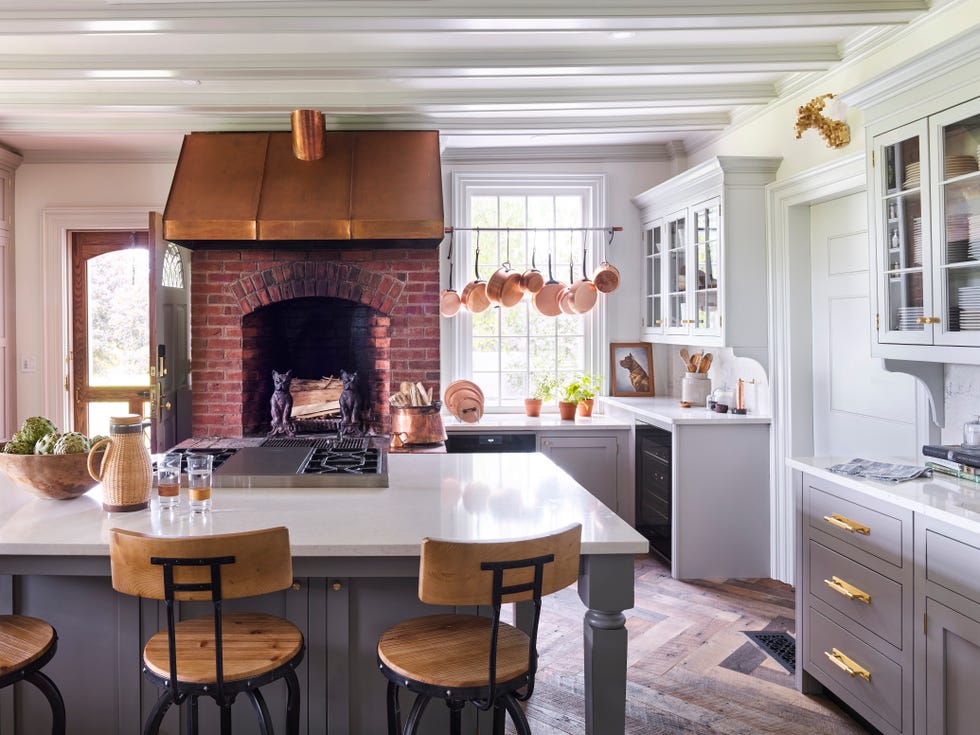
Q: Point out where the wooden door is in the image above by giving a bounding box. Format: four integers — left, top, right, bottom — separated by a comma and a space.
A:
809, 192, 917, 457
70, 231, 151, 436
148, 212, 191, 452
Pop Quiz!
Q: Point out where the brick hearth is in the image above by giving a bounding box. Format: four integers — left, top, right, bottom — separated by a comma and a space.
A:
190, 248, 440, 437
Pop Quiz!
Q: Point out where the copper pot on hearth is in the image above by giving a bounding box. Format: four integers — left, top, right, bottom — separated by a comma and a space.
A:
390, 402, 447, 448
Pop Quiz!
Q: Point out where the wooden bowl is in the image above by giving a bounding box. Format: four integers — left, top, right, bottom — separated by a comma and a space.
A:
0, 448, 103, 500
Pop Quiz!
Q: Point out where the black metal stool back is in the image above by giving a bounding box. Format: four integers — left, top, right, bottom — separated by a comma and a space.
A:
0, 614, 66, 735
110, 526, 305, 735
378, 523, 581, 735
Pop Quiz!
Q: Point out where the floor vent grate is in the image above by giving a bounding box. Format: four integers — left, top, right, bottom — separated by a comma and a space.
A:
742, 631, 796, 674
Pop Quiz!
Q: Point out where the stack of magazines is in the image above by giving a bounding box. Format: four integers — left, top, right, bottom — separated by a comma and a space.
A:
828, 458, 931, 483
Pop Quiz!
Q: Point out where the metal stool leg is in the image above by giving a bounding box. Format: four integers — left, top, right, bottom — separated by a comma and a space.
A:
245, 688, 274, 735
492, 701, 507, 735
24, 670, 66, 735
447, 699, 464, 735
285, 667, 302, 735
404, 694, 431, 735
386, 680, 402, 735
220, 702, 233, 735
142, 692, 175, 735
186, 695, 199, 735
503, 694, 533, 735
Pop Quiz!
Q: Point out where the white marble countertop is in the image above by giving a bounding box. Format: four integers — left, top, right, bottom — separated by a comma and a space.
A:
0, 452, 648, 558
601, 396, 771, 431
789, 456, 980, 533
443, 413, 631, 432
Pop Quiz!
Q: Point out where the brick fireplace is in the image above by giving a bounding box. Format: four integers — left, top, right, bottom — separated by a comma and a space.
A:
189, 247, 440, 437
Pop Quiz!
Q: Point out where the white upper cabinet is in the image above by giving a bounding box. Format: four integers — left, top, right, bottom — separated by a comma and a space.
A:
870, 97, 980, 359
633, 156, 780, 360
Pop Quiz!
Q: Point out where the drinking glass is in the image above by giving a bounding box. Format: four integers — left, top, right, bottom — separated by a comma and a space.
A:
156, 453, 182, 511
185, 453, 213, 514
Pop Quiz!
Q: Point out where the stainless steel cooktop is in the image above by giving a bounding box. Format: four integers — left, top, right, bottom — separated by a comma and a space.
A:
162, 438, 388, 488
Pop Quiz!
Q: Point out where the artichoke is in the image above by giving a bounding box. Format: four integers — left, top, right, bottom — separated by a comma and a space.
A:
53, 431, 91, 455
34, 431, 62, 455
89, 434, 108, 448
3, 439, 35, 454
19, 416, 58, 445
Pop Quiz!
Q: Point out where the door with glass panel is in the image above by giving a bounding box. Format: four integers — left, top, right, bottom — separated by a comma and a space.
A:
873, 119, 933, 345
930, 96, 980, 347
691, 198, 721, 338
70, 231, 151, 437
642, 220, 665, 335
664, 210, 689, 335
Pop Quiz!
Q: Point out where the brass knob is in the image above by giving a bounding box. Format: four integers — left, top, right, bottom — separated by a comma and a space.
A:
332, 581, 342, 591
291, 581, 301, 591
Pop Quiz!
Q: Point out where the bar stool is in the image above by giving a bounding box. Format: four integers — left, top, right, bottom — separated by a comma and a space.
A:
377, 523, 581, 735
109, 526, 305, 735
0, 614, 66, 735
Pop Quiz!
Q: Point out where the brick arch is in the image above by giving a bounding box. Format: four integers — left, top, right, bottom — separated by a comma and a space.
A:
229, 262, 406, 316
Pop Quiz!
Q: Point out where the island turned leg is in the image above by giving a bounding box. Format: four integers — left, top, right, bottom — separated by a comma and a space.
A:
578, 553, 634, 735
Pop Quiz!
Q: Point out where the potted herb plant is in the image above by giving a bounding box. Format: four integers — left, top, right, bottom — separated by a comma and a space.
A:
525, 375, 558, 417
564, 373, 601, 417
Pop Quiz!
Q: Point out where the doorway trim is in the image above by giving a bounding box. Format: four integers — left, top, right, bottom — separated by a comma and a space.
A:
767, 154, 866, 584
41, 206, 154, 428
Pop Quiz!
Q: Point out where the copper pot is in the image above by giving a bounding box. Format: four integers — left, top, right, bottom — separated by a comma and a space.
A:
460, 233, 490, 313
569, 248, 598, 313
532, 253, 565, 317
390, 403, 447, 446
592, 260, 620, 293
440, 261, 461, 317
521, 240, 545, 294
486, 262, 524, 308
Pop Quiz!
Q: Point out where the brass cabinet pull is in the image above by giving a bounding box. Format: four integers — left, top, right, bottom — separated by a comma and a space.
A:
681, 319, 695, 324
655, 319, 664, 325
823, 576, 871, 603
824, 648, 871, 681
823, 513, 870, 535
914, 316, 941, 324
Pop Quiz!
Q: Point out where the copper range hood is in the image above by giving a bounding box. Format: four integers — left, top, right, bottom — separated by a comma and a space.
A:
162, 130, 444, 249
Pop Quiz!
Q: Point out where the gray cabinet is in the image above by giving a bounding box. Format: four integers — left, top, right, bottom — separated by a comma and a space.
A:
537, 432, 623, 513
916, 515, 980, 735
796, 473, 913, 735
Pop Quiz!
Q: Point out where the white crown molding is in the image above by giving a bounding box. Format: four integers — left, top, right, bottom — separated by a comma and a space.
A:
0, 145, 22, 169
441, 143, 668, 164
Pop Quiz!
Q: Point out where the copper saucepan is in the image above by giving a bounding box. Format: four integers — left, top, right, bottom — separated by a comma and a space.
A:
485, 230, 524, 308
592, 227, 620, 293
569, 244, 598, 313
558, 262, 579, 315
439, 234, 461, 317
521, 235, 545, 294
532, 252, 566, 317
460, 231, 490, 313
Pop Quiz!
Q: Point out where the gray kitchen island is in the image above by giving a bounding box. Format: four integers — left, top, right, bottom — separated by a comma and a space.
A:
0, 451, 647, 734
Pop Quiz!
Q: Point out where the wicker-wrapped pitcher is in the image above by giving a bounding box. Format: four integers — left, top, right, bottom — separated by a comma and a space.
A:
87, 414, 152, 512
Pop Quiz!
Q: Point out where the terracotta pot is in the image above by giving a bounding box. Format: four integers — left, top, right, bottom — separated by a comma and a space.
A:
524, 398, 543, 417
557, 401, 577, 421
576, 398, 594, 417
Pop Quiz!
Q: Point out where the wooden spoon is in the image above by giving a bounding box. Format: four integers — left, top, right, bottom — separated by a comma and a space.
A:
689, 353, 701, 373
699, 353, 713, 373
679, 348, 690, 369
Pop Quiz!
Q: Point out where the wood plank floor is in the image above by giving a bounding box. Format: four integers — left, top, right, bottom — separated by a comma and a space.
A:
508, 553, 873, 735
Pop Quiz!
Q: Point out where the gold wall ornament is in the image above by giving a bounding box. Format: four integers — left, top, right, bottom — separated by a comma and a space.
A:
795, 93, 850, 149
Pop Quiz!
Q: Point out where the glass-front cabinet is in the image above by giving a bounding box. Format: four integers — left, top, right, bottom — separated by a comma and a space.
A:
634, 156, 780, 355
871, 96, 980, 356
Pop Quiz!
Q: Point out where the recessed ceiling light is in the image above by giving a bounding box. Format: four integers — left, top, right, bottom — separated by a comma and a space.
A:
609, 31, 636, 40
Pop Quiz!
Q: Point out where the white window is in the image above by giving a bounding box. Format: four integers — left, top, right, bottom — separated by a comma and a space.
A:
448, 173, 607, 410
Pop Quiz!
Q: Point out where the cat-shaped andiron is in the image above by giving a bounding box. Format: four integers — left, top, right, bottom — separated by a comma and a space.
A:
339, 370, 363, 436
268, 368, 297, 437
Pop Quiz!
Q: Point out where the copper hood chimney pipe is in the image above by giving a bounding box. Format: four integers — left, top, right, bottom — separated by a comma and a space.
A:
291, 109, 325, 161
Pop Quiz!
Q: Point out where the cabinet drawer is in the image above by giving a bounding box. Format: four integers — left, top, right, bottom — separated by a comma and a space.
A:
809, 540, 903, 648
807, 483, 904, 568
925, 529, 980, 606
808, 608, 904, 732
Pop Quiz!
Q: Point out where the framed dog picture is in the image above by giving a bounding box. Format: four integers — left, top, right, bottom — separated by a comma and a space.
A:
610, 343, 654, 397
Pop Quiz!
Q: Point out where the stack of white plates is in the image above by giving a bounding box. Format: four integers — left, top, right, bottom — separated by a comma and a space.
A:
976, 143, 980, 170
911, 217, 923, 265
904, 162, 920, 189
946, 154, 979, 179
958, 285, 980, 331
969, 213, 980, 258
898, 305, 924, 330
948, 213, 970, 243
949, 306, 961, 331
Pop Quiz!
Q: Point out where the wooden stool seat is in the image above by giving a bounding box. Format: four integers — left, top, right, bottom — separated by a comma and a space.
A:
0, 615, 56, 675
143, 612, 304, 684
378, 614, 530, 689
0, 614, 66, 735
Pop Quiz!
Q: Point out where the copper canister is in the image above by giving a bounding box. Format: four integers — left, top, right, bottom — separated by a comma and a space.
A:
390, 403, 447, 447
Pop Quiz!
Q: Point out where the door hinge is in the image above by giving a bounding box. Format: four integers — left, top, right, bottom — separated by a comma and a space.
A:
923, 612, 927, 635
875, 313, 880, 332
871, 150, 875, 167
63, 376, 69, 392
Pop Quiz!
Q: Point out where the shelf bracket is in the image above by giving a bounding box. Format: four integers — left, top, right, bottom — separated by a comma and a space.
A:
881, 358, 944, 428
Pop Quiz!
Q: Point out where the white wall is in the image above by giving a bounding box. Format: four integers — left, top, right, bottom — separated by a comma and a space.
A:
13, 162, 175, 422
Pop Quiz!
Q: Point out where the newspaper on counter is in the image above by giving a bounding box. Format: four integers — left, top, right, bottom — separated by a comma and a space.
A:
828, 458, 931, 483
